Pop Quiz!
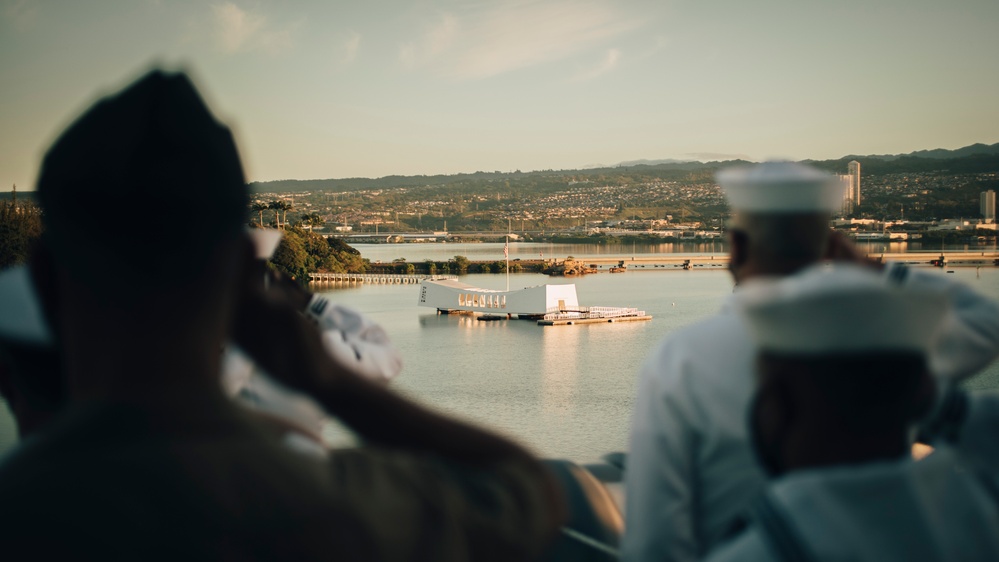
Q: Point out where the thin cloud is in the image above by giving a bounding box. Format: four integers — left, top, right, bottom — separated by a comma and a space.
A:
210, 2, 295, 55
572, 48, 621, 81
642, 34, 670, 58
399, 13, 458, 70
400, 1, 642, 79
337, 30, 361, 65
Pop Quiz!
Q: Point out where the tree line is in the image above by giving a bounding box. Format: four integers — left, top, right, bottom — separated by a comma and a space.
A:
266, 226, 366, 282
0, 197, 367, 285
0, 199, 42, 269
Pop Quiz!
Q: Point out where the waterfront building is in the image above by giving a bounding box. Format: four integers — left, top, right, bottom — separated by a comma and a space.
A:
837, 174, 854, 215
847, 160, 861, 211
982, 190, 996, 223
418, 279, 577, 315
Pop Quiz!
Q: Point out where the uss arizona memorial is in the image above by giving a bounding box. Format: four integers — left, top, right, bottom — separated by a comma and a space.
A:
417, 278, 651, 326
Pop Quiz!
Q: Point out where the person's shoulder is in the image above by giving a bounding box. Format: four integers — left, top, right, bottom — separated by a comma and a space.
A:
640, 308, 751, 385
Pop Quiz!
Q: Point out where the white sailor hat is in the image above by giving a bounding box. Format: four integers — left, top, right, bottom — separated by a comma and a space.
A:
0, 265, 52, 347
716, 161, 846, 213
736, 264, 947, 355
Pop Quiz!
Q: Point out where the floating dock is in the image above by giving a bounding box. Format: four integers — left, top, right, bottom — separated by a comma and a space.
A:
539, 315, 652, 326
537, 305, 651, 326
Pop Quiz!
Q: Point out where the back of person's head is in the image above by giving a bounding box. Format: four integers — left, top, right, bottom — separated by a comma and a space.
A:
716, 162, 845, 281
36, 68, 249, 306
30, 68, 252, 396
736, 264, 946, 475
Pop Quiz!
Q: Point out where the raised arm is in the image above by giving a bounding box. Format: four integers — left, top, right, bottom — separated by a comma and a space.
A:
886, 263, 999, 380
229, 278, 565, 560
231, 282, 534, 464
826, 231, 999, 380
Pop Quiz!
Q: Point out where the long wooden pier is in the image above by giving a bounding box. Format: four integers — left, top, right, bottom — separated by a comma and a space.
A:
308, 273, 458, 285
573, 251, 999, 269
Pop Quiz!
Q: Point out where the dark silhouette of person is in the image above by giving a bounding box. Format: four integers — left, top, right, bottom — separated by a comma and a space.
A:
705, 264, 999, 561
0, 68, 561, 561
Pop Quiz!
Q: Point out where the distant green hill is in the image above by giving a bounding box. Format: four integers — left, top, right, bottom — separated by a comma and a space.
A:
248, 160, 742, 194
250, 145, 999, 194
839, 142, 999, 161
806, 153, 999, 176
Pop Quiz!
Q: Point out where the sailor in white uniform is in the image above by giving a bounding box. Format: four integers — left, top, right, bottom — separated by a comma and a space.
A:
705, 264, 999, 562
622, 162, 999, 562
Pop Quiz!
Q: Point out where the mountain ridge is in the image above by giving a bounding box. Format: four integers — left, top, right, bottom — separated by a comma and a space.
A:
249, 142, 999, 194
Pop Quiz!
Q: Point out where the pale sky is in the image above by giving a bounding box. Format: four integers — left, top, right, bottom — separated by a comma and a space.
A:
2, 0, 998, 189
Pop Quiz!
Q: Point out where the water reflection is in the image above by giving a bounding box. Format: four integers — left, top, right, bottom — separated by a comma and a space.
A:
539, 325, 583, 416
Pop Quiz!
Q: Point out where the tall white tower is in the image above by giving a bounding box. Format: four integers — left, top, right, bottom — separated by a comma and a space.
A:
848, 161, 861, 209
837, 175, 854, 216
983, 190, 996, 224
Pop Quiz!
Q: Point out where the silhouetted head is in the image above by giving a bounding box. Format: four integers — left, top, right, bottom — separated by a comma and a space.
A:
737, 264, 945, 477
716, 162, 845, 284
37, 69, 248, 291
32, 68, 252, 398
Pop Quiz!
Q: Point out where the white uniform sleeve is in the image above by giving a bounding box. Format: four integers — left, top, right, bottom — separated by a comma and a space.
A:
221, 346, 328, 438
885, 263, 999, 380
307, 295, 404, 383
623, 346, 700, 562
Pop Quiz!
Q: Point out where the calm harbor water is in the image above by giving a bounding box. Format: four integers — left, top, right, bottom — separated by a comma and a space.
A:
314, 265, 999, 462
1, 246, 998, 462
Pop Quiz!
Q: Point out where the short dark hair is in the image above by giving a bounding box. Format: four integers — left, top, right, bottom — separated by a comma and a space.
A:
731, 212, 830, 273
757, 350, 931, 432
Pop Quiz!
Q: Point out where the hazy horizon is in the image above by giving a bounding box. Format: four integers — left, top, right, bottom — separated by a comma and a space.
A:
2, 0, 997, 190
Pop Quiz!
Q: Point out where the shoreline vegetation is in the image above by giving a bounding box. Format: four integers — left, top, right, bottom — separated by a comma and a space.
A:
2, 203, 995, 283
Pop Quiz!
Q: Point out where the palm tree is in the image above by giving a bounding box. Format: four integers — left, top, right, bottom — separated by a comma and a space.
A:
268, 201, 286, 229
282, 201, 293, 228
310, 214, 326, 230
251, 202, 267, 227
298, 213, 326, 231
300, 213, 315, 229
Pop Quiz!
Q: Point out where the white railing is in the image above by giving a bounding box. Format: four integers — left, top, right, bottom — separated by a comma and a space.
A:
543, 306, 645, 320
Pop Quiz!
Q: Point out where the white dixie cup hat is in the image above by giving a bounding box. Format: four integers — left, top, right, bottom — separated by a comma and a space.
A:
735, 263, 948, 356
716, 161, 847, 213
